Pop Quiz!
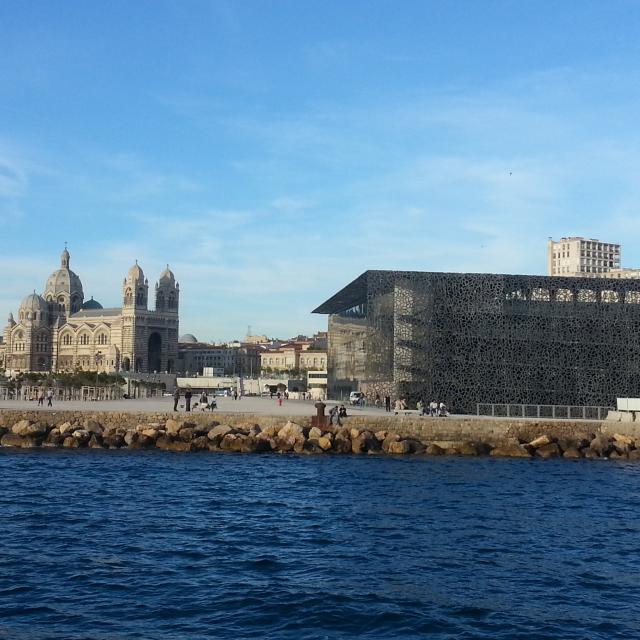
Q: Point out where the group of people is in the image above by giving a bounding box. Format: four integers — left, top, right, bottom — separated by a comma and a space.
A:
328, 404, 348, 426
417, 400, 448, 417
172, 388, 219, 412
372, 393, 449, 416
33, 389, 54, 407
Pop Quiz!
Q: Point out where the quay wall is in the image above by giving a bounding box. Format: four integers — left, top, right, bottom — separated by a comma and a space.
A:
0, 409, 614, 442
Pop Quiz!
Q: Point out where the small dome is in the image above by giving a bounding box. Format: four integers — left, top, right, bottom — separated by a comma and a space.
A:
20, 293, 48, 313
81, 296, 103, 310
159, 264, 175, 283
128, 261, 145, 281
179, 333, 198, 343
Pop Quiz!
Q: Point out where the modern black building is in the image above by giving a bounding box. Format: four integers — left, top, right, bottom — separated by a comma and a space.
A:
313, 270, 640, 414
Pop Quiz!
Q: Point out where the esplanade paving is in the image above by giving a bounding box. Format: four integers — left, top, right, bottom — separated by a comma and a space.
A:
0, 396, 381, 417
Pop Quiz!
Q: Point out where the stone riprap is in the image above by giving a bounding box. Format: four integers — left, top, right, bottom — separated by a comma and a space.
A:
0, 410, 639, 459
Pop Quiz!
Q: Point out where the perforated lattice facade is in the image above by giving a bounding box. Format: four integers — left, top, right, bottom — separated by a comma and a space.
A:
313, 271, 640, 413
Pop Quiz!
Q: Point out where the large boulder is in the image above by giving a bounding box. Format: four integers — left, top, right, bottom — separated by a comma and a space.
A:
238, 436, 270, 453
308, 426, 323, 439
562, 446, 582, 459
1, 433, 40, 448
528, 435, 553, 449
613, 433, 635, 447
58, 422, 76, 436
103, 434, 125, 448
71, 429, 91, 446
457, 441, 481, 456
88, 434, 105, 449
387, 440, 412, 455
207, 425, 233, 441
536, 443, 561, 459
276, 422, 305, 452
156, 437, 193, 452
317, 436, 333, 451
490, 444, 531, 458
332, 434, 352, 453
12, 420, 47, 437
63, 436, 81, 448
165, 419, 187, 435
44, 429, 64, 447
425, 443, 445, 456
220, 434, 246, 452
260, 424, 280, 438
381, 433, 401, 453
179, 427, 195, 442
628, 449, 640, 461
83, 420, 103, 434
590, 435, 613, 457
351, 431, 379, 454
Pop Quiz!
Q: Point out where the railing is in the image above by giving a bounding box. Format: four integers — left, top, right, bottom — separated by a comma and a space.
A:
476, 403, 613, 420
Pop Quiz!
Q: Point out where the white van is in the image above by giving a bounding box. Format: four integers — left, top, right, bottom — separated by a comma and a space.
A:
349, 391, 364, 405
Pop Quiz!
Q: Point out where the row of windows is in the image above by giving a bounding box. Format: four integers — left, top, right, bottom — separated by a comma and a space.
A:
505, 288, 640, 303
61, 333, 109, 346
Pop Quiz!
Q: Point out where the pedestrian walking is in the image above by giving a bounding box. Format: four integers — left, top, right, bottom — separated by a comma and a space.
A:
185, 389, 193, 412
46, 388, 53, 407
173, 388, 181, 412
37, 390, 44, 406
385, 395, 391, 412
200, 392, 209, 411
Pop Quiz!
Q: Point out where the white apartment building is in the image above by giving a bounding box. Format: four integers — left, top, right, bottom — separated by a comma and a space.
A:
547, 237, 621, 277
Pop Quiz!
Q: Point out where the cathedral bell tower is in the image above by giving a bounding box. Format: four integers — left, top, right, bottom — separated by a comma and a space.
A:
122, 261, 148, 310
121, 261, 148, 373
154, 265, 179, 313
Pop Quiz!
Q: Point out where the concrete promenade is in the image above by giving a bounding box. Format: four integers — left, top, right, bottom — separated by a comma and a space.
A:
0, 396, 386, 417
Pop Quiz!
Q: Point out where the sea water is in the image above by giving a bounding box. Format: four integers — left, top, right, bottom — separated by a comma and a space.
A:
1, 450, 639, 639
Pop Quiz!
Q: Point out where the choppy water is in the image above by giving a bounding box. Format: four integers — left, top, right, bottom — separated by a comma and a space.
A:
0, 451, 639, 640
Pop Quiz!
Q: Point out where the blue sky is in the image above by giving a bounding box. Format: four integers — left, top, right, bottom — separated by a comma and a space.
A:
2, 1, 640, 341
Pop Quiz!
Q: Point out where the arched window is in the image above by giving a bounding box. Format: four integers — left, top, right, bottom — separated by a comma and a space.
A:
136, 288, 145, 305
79, 334, 90, 345
124, 288, 133, 305
61, 333, 73, 346
97, 333, 108, 345
156, 292, 165, 310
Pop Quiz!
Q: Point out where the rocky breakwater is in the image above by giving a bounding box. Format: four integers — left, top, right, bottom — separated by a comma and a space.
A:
1, 416, 640, 460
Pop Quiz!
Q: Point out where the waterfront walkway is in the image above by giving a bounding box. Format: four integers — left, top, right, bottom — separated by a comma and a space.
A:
0, 396, 387, 417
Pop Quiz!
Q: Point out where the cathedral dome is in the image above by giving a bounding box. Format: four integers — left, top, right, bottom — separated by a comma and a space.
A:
44, 247, 84, 302
20, 292, 48, 313
128, 262, 145, 281
179, 333, 198, 343
81, 296, 103, 310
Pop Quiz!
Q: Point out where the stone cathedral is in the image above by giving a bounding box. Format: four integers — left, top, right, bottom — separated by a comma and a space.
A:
0, 248, 179, 375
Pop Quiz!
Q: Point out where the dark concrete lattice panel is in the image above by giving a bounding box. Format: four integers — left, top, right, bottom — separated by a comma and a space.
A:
314, 270, 640, 413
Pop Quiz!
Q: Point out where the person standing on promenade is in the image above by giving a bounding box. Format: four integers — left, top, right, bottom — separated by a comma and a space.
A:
46, 388, 53, 407
185, 388, 193, 412
38, 389, 45, 406
384, 395, 391, 412
173, 388, 181, 412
